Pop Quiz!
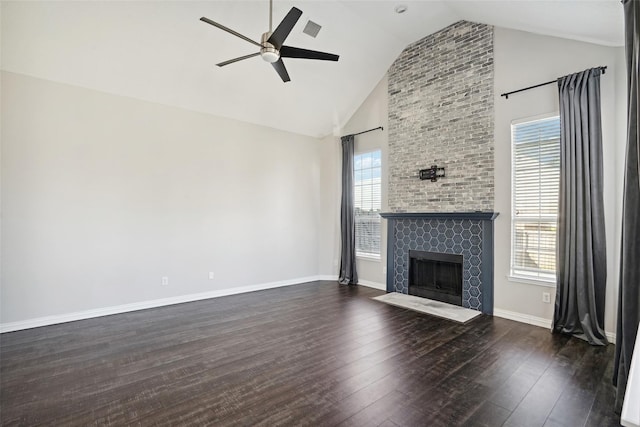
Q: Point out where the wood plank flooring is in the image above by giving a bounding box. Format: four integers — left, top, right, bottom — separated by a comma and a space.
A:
0, 281, 621, 426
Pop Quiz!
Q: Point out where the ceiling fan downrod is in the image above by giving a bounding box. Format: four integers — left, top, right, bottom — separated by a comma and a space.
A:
260, 0, 279, 62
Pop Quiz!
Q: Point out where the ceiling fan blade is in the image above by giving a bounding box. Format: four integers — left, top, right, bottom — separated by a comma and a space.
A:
216, 52, 261, 67
280, 46, 339, 62
200, 17, 263, 48
267, 7, 302, 49
271, 59, 291, 82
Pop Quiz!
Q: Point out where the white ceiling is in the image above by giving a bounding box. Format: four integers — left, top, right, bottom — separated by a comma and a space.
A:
1, 0, 624, 138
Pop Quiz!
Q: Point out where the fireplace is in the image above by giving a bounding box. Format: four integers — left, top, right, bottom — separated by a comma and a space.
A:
408, 250, 463, 306
379, 212, 498, 314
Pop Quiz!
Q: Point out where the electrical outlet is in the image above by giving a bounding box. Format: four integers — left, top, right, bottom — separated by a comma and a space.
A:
208, 272, 215, 280
542, 292, 551, 303
162, 276, 169, 286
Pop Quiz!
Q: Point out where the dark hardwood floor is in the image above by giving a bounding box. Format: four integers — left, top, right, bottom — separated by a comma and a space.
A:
0, 281, 621, 426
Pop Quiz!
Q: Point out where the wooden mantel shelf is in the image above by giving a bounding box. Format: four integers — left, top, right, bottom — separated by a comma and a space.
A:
379, 212, 499, 220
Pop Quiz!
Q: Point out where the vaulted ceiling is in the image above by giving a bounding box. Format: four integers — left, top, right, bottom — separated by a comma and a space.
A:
1, 1, 624, 137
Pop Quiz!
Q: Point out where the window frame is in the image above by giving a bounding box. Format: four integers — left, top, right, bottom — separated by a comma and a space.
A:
509, 112, 560, 287
353, 149, 382, 260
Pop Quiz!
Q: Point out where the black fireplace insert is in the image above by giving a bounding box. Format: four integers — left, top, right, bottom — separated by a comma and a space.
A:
408, 250, 463, 306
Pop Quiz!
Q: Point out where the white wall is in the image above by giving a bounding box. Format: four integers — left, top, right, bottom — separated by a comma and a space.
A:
340, 75, 389, 289
1, 71, 327, 326
493, 27, 626, 336
316, 133, 341, 277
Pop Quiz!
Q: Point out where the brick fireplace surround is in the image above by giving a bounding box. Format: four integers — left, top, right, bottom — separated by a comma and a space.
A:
380, 212, 498, 315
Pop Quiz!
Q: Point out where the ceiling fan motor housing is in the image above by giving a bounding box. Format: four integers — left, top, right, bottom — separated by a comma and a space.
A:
260, 32, 280, 63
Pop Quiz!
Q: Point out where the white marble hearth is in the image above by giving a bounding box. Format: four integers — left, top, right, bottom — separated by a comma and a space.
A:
373, 292, 481, 324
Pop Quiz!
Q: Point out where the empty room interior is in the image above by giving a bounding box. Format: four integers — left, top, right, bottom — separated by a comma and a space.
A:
2, 0, 639, 425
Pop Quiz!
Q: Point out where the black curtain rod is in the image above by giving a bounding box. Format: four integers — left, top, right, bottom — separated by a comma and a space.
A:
348, 126, 384, 137
501, 66, 607, 99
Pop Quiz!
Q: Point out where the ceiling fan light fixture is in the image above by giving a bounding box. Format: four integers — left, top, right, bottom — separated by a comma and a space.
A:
261, 48, 280, 63
260, 31, 280, 62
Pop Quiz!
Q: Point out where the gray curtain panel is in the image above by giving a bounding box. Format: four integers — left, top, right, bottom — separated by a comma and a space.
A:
614, 0, 640, 412
553, 68, 608, 346
339, 135, 358, 285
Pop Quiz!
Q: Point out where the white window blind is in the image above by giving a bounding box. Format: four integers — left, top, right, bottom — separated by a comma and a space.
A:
354, 150, 382, 258
511, 115, 560, 282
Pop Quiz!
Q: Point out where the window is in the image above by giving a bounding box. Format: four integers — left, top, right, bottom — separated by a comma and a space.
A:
511, 115, 560, 283
354, 150, 382, 258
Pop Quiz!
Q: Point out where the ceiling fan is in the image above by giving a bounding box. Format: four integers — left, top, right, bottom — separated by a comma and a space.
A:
200, 0, 339, 82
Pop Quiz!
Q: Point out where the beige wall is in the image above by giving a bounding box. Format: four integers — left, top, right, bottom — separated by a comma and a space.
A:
316, 133, 341, 277
1, 71, 328, 325
493, 27, 625, 336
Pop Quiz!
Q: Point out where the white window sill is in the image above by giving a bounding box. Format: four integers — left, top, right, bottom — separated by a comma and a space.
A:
507, 275, 556, 288
357, 253, 381, 262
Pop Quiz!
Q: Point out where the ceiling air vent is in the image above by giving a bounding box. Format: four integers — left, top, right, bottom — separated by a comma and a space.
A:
303, 20, 322, 38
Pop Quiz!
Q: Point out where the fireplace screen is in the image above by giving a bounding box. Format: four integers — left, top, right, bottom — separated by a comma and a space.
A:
408, 250, 463, 306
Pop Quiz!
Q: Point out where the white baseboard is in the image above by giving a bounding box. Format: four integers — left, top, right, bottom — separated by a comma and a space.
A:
317, 275, 339, 281
0, 275, 327, 333
493, 309, 552, 329
358, 280, 386, 291
493, 309, 617, 343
